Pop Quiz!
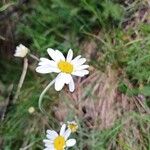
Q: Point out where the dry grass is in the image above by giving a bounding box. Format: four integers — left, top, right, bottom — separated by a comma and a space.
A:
53, 66, 139, 128
52, 65, 149, 149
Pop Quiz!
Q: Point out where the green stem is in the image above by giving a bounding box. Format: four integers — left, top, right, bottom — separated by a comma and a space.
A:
38, 79, 55, 113
29, 53, 40, 61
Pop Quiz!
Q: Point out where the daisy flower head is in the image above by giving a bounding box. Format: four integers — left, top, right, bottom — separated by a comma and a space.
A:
14, 44, 29, 58
36, 48, 89, 92
28, 106, 35, 114
67, 121, 78, 133
43, 124, 76, 150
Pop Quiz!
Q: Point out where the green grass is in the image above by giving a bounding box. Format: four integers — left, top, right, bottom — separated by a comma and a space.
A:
16, 0, 124, 54
0, 0, 150, 149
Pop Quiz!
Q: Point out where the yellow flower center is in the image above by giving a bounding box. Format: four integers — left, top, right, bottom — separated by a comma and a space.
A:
58, 60, 73, 74
68, 124, 78, 133
54, 136, 65, 150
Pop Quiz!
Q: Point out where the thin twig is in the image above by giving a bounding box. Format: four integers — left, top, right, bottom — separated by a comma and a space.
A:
13, 57, 28, 103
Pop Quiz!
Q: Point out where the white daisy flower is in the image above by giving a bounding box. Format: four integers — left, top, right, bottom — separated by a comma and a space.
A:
67, 121, 78, 133
43, 124, 76, 150
14, 44, 29, 58
36, 48, 89, 92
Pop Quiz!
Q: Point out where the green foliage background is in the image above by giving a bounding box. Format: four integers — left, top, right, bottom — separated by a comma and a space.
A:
0, 0, 150, 150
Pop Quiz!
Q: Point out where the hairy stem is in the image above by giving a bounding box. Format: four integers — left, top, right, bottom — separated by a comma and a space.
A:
29, 53, 40, 61
13, 57, 28, 103
39, 79, 55, 113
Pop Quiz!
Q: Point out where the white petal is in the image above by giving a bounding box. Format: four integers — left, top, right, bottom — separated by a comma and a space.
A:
67, 120, 77, 124
36, 57, 60, 74
14, 53, 21, 57
40, 57, 52, 62
64, 129, 71, 140
44, 148, 54, 150
55, 50, 65, 61
75, 65, 89, 71
72, 70, 89, 77
54, 73, 65, 91
39, 58, 57, 68
47, 48, 57, 61
66, 139, 76, 147
54, 73, 72, 91
66, 49, 73, 62
73, 58, 86, 66
45, 143, 55, 149
68, 77, 75, 92
46, 130, 58, 140
60, 124, 66, 136
43, 139, 53, 144
44, 142, 54, 149
71, 55, 81, 64
36, 66, 60, 74
14, 44, 29, 58
15, 48, 21, 52
36, 66, 52, 74
19, 44, 25, 48
47, 48, 63, 62
61, 73, 72, 84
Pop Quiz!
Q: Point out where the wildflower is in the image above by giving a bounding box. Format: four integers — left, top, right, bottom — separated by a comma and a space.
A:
67, 121, 78, 133
14, 44, 29, 58
28, 107, 35, 114
43, 124, 76, 150
36, 48, 89, 92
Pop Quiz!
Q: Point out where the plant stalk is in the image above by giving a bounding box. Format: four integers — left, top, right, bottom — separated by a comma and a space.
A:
13, 57, 28, 103
39, 79, 55, 113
